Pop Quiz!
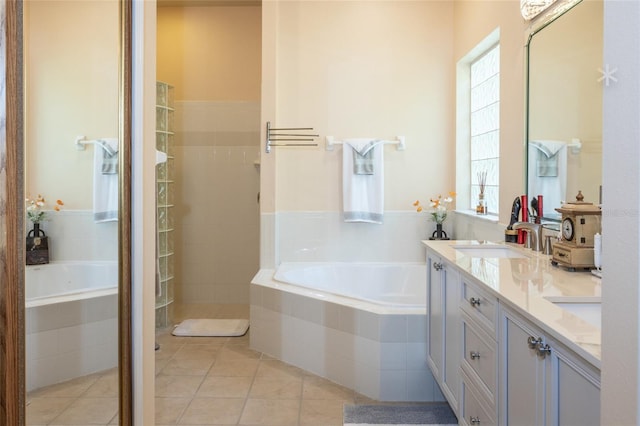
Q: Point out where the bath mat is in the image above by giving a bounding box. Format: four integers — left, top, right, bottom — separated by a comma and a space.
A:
343, 403, 458, 426
172, 319, 249, 337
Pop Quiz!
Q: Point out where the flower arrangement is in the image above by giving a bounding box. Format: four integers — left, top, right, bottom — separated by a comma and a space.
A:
414, 192, 456, 224
25, 194, 64, 224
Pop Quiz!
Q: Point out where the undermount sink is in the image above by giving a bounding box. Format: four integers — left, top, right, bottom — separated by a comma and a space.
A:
454, 244, 527, 259
544, 296, 601, 328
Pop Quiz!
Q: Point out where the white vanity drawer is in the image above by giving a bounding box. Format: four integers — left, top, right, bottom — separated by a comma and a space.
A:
461, 280, 498, 336
460, 368, 497, 426
462, 313, 497, 404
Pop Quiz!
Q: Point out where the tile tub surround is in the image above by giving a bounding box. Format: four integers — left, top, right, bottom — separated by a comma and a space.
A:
33, 210, 118, 262
250, 275, 443, 402
424, 240, 602, 367
26, 293, 118, 391
263, 211, 448, 269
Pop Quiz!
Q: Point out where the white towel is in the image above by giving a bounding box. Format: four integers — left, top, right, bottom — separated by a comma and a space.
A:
343, 139, 384, 224
528, 140, 567, 214
93, 138, 119, 223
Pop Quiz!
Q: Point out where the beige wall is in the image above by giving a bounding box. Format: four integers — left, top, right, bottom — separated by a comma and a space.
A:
454, 1, 528, 225
25, 0, 119, 210
263, 0, 526, 224
157, 5, 261, 101
263, 1, 455, 213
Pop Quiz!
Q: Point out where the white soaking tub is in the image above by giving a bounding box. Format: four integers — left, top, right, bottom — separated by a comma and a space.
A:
251, 262, 443, 402
25, 261, 118, 391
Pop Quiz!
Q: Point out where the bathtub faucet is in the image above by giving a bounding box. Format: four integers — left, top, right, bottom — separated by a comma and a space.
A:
512, 222, 543, 252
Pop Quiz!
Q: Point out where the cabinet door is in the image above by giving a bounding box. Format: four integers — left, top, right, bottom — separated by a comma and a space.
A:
426, 252, 444, 380
426, 251, 461, 413
501, 310, 546, 426
546, 343, 600, 426
442, 264, 461, 411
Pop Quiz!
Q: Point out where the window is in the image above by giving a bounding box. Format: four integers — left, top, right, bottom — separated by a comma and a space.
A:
469, 44, 500, 214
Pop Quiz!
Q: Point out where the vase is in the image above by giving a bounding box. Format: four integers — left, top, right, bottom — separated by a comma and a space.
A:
476, 193, 487, 215
26, 222, 49, 265
429, 223, 449, 240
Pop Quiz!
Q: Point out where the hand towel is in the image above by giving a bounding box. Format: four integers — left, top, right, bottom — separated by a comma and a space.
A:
531, 139, 565, 177
528, 140, 567, 214
351, 139, 381, 175
98, 139, 119, 174
93, 138, 119, 223
343, 139, 385, 224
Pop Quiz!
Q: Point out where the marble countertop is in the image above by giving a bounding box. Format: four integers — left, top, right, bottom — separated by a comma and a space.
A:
423, 239, 601, 369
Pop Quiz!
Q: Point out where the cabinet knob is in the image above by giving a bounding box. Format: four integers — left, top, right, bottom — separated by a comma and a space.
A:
536, 343, 551, 358
469, 297, 481, 308
527, 336, 551, 358
433, 262, 443, 271
470, 416, 481, 425
470, 351, 481, 360
527, 336, 542, 349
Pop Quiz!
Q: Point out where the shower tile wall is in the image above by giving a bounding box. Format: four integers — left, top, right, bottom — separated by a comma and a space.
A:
174, 101, 260, 305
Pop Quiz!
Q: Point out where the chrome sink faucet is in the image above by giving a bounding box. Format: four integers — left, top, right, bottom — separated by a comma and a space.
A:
512, 222, 544, 252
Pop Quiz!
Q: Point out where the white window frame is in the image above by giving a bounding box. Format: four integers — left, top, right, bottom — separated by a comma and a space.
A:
456, 28, 501, 216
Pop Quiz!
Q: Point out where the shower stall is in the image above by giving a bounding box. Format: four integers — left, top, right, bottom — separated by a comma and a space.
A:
156, 3, 261, 325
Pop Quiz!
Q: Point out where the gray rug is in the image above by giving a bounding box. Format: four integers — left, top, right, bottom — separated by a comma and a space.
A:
343, 403, 458, 426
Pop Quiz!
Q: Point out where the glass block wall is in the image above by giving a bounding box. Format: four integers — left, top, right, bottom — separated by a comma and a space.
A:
470, 44, 500, 214
156, 81, 176, 328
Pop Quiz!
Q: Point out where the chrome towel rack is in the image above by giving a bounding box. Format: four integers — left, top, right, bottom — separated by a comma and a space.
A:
74, 135, 118, 155
265, 121, 319, 153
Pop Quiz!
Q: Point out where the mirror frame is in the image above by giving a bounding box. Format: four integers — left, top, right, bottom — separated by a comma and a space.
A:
0, 1, 133, 424
2, 0, 26, 423
119, 1, 133, 424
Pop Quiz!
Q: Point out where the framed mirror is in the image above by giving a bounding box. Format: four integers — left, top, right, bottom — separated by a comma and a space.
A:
0, 1, 131, 424
526, 0, 603, 221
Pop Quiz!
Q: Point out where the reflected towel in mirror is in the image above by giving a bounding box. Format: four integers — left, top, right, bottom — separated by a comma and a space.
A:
93, 138, 119, 222
99, 139, 119, 174
531, 139, 565, 177
528, 140, 567, 213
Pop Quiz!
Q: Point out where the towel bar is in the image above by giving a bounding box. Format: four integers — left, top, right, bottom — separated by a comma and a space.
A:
265, 121, 319, 153
325, 136, 406, 151
75, 135, 117, 156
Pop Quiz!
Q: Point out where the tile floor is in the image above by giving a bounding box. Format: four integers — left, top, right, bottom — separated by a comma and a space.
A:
26, 303, 436, 425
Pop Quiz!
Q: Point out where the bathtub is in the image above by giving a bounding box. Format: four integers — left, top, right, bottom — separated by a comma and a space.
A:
251, 262, 444, 402
272, 262, 426, 310
25, 261, 118, 392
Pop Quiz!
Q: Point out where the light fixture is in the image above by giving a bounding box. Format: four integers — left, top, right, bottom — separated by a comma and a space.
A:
520, 0, 558, 20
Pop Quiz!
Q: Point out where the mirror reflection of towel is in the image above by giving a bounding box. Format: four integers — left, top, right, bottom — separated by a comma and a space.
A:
93, 138, 119, 222
531, 140, 565, 177
98, 139, 119, 175
528, 140, 567, 214
537, 157, 558, 177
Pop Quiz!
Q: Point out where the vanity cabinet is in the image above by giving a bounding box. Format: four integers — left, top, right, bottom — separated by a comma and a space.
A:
424, 242, 601, 426
426, 249, 461, 413
499, 306, 600, 426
